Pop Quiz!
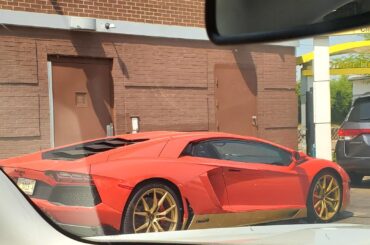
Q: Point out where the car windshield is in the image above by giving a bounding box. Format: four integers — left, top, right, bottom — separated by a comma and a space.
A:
0, 1, 369, 244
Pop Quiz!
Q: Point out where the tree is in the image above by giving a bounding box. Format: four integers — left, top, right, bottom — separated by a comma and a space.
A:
330, 75, 353, 124
331, 53, 370, 69
296, 77, 352, 125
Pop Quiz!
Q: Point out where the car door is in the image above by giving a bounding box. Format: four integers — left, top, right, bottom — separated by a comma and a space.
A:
207, 139, 307, 211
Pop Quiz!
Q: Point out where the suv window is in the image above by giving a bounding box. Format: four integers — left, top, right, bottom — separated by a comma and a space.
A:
187, 139, 292, 166
348, 98, 370, 122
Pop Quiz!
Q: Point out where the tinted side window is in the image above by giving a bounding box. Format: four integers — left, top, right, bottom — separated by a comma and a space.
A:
190, 141, 221, 159
210, 140, 292, 166
348, 99, 370, 122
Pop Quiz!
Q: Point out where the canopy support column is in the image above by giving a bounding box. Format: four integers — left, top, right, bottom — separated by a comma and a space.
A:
312, 36, 332, 160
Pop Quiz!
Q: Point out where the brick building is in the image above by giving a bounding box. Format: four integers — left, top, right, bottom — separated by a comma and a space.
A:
0, 1, 298, 159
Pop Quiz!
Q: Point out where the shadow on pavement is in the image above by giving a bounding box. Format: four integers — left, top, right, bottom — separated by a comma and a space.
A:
335, 211, 354, 221
351, 178, 370, 189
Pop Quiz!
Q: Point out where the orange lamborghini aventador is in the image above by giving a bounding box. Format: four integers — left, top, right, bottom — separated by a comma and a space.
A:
0, 131, 350, 235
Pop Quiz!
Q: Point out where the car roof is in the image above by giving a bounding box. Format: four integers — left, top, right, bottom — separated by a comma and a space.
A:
118, 131, 259, 142
116, 131, 189, 140
354, 93, 370, 103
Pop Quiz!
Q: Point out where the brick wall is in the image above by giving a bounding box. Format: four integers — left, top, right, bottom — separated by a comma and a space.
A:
0, 0, 205, 27
256, 47, 298, 149
0, 26, 296, 158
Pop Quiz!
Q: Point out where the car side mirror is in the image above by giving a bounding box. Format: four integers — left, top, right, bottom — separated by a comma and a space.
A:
293, 151, 307, 163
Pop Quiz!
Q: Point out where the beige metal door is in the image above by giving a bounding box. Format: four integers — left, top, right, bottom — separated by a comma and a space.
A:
215, 64, 257, 136
51, 57, 113, 147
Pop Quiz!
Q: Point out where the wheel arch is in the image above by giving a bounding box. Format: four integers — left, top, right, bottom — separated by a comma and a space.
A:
307, 167, 343, 203
316, 167, 343, 188
131, 177, 183, 204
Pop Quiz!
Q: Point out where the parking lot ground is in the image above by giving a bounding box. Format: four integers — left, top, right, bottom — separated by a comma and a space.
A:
334, 177, 370, 225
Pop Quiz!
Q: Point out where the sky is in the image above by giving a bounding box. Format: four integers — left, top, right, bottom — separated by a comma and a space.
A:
296, 34, 365, 57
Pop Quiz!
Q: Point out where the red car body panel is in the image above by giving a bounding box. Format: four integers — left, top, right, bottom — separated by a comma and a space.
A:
0, 131, 350, 234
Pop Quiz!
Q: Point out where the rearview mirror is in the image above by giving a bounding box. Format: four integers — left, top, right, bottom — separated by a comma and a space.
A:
206, 0, 370, 44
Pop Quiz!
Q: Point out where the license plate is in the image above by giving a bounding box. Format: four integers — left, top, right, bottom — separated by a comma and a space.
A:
17, 178, 36, 195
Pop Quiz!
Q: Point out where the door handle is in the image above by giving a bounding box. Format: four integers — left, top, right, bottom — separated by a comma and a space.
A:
228, 168, 241, 172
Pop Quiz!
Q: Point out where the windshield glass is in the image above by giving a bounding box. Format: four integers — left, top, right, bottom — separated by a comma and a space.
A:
0, 0, 369, 243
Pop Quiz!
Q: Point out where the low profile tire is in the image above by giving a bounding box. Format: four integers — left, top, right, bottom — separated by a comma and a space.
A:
348, 173, 363, 186
307, 171, 342, 223
122, 182, 183, 234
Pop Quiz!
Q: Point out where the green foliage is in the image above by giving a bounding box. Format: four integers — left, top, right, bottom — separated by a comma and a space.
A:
331, 54, 370, 69
296, 81, 301, 97
296, 77, 352, 124
330, 75, 353, 124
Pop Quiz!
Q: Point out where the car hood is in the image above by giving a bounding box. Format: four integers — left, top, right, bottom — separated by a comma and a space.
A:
87, 223, 370, 245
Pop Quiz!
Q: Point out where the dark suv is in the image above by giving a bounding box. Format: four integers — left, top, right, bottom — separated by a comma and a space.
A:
336, 95, 370, 184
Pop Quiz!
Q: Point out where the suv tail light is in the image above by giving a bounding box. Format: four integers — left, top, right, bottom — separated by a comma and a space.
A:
338, 128, 370, 140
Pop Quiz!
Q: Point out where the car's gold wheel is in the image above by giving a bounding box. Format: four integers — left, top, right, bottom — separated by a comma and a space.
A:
122, 183, 182, 234
133, 188, 179, 233
308, 171, 342, 222
312, 175, 340, 221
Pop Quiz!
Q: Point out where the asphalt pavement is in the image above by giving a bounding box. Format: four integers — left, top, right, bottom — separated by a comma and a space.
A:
335, 177, 370, 225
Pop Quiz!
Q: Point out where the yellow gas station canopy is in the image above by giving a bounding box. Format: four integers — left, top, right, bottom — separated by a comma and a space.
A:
297, 40, 370, 65
297, 37, 370, 76
302, 68, 370, 76
331, 26, 370, 36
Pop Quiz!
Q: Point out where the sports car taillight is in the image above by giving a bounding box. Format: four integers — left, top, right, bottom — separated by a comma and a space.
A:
45, 171, 101, 206
45, 171, 93, 185
338, 128, 370, 140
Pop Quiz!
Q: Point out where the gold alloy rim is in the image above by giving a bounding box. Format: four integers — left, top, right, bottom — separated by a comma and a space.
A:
133, 188, 178, 233
312, 175, 340, 221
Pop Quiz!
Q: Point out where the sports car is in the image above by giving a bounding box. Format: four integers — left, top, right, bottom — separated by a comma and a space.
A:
0, 131, 350, 235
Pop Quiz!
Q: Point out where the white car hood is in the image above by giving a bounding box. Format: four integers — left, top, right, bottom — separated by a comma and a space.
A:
1, 170, 369, 245
88, 223, 370, 245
